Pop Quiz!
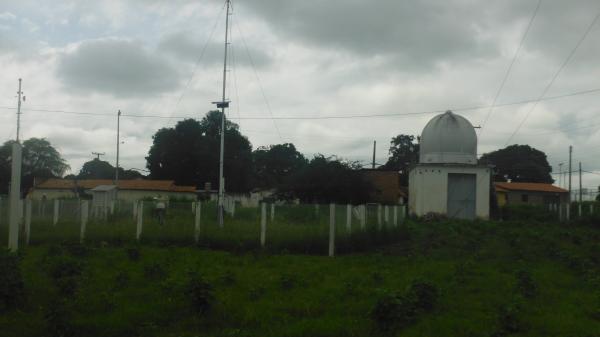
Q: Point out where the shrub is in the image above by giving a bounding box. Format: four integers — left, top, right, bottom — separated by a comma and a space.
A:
494, 303, 524, 336
501, 204, 554, 222
143, 262, 166, 280
370, 280, 439, 331
0, 251, 25, 312
45, 300, 75, 337
125, 247, 141, 261
279, 273, 298, 290
62, 243, 91, 258
515, 270, 537, 299
185, 273, 214, 315
48, 257, 82, 280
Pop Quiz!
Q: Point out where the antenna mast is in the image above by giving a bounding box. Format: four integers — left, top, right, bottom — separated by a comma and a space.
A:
213, 0, 231, 227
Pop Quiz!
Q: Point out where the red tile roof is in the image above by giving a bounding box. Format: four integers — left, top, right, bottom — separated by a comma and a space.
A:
494, 182, 567, 193
35, 178, 195, 193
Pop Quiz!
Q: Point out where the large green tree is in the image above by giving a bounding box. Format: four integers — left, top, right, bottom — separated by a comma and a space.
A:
146, 111, 253, 192
252, 143, 307, 189
0, 138, 70, 194
380, 134, 419, 186
281, 155, 372, 204
479, 145, 553, 183
77, 158, 144, 180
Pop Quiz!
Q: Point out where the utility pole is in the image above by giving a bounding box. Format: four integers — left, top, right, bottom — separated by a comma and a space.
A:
16, 78, 24, 142
92, 152, 105, 160
568, 145, 572, 221
213, 0, 232, 227
579, 162, 583, 203
558, 163, 563, 188
372, 140, 376, 169
116, 110, 121, 184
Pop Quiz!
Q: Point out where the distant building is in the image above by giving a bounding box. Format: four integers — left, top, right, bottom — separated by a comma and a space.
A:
494, 182, 568, 207
360, 169, 406, 204
409, 110, 491, 220
28, 178, 196, 201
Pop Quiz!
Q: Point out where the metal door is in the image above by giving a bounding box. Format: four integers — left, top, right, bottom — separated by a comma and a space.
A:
447, 173, 476, 220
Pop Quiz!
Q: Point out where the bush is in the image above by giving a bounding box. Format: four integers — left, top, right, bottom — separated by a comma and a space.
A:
185, 273, 214, 315
494, 302, 524, 336
143, 262, 166, 280
0, 251, 25, 312
370, 280, 439, 331
125, 247, 141, 261
45, 300, 75, 337
47, 257, 82, 280
515, 270, 537, 299
501, 204, 554, 222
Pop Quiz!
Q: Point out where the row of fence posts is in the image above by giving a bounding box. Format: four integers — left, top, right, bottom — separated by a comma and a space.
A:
6, 197, 405, 255
550, 202, 596, 221
262, 203, 406, 257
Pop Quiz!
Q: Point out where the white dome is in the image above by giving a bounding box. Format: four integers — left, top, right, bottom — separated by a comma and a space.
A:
419, 110, 477, 164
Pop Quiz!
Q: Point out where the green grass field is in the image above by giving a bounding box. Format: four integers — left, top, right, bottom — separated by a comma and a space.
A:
1, 219, 599, 337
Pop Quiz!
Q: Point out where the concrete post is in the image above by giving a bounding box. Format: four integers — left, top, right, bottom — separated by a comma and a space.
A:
377, 204, 382, 230
590, 203, 594, 215
192, 201, 196, 214
8, 143, 22, 252
578, 203, 582, 218
346, 204, 351, 233
360, 205, 366, 230
393, 205, 398, 227
133, 200, 138, 219
24, 199, 31, 245
80, 201, 89, 244
53, 199, 59, 225
260, 203, 266, 247
231, 199, 236, 217
329, 203, 335, 257
384, 205, 389, 225
194, 202, 201, 243
270, 203, 275, 222
136, 201, 143, 241
559, 203, 563, 221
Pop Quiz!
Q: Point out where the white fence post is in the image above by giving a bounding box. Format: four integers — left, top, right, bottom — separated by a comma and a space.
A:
8, 143, 22, 252
80, 201, 89, 243
133, 200, 138, 219
329, 203, 335, 257
377, 204, 382, 230
360, 205, 366, 230
53, 199, 60, 225
194, 202, 201, 243
559, 203, 563, 221
270, 203, 275, 222
384, 205, 389, 225
25, 199, 32, 245
578, 203, 582, 217
590, 203, 594, 215
136, 201, 143, 241
192, 201, 196, 214
231, 200, 236, 218
346, 204, 351, 233
260, 203, 266, 247
393, 205, 398, 227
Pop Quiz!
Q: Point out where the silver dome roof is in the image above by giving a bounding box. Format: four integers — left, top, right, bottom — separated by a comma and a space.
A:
419, 110, 477, 165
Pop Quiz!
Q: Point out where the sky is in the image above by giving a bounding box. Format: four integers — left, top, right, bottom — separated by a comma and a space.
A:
1, 0, 600, 195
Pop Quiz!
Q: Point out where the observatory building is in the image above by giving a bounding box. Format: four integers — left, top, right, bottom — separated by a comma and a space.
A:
409, 110, 490, 219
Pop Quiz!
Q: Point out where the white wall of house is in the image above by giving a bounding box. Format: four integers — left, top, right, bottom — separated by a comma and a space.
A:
409, 164, 490, 219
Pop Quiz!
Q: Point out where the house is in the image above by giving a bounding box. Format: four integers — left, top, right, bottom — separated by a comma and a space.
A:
27, 178, 196, 202
409, 111, 491, 220
360, 169, 407, 204
494, 182, 568, 207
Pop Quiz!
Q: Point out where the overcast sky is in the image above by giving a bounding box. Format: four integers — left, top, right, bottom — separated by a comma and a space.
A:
1, 0, 600, 193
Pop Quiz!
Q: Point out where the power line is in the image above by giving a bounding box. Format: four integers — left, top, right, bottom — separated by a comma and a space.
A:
233, 14, 283, 142
479, 0, 541, 138
505, 10, 600, 145
2, 86, 600, 121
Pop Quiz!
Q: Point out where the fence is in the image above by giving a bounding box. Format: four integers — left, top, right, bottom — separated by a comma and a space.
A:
0, 197, 408, 256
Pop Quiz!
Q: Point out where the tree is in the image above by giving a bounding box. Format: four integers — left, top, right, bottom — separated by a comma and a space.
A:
252, 143, 307, 189
0, 138, 70, 194
479, 145, 553, 183
77, 159, 144, 180
146, 111, 253, 192
380, 134, 419, 186
281, 155, 372, 204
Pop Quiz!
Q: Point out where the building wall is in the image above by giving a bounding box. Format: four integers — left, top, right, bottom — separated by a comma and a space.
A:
409, 164, 490, 219
361, 170, 401, 204
504, 190, 568, 206
28, 188, 196, 202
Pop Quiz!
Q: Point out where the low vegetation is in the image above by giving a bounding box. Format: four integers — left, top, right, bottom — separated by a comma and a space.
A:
0, 218, 599, 336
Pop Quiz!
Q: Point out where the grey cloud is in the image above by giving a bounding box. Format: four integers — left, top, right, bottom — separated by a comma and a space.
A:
158, 31, 272, 68
56, 38, 181, 97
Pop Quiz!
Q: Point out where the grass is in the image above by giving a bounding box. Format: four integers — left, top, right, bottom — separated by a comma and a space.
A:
1, 219, 600, 337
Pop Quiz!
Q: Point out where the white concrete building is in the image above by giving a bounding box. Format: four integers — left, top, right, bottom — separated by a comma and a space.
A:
409, 110, 490, 219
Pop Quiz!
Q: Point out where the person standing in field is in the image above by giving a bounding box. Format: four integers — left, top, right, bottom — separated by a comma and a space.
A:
155, 196, 166, 225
